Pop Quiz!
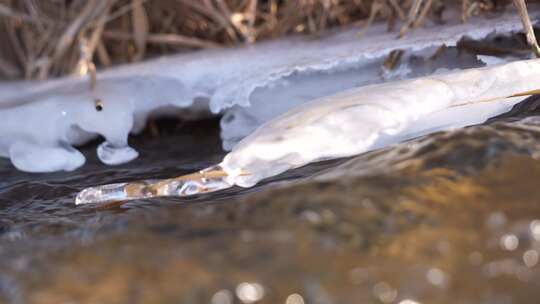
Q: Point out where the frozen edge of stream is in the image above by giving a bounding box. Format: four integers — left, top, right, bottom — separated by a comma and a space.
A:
0, 8, 536, 172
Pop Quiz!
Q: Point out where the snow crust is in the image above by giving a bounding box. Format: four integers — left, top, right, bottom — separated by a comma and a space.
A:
0, 8, 534, 172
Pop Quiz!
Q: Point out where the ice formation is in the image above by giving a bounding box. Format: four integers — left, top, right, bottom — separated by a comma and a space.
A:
0, 76, 196, 172
76, 58, 540, 205
0, 8, 535, 172
75, 165, 232, 205
220, 59, 540, 187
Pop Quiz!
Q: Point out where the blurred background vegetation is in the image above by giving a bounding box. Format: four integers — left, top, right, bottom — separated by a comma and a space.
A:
0, 0, 520, 80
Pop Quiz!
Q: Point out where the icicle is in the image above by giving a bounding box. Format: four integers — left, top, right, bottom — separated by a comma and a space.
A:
75, 165, 235, 205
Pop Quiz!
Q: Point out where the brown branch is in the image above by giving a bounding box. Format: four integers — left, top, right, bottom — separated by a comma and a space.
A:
103, 30, 222, 49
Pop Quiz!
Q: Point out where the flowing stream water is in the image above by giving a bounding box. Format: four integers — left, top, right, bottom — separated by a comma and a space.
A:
3, 97, 540, 303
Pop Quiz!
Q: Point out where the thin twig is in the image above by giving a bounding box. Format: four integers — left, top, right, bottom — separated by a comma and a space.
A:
0, 3, 53, 25
103, 31, 222, 48
513, 0, 540, 57
104, 0, 151, 24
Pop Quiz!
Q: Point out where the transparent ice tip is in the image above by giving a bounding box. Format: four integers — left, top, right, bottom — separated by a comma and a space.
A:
75, 165, 233, 205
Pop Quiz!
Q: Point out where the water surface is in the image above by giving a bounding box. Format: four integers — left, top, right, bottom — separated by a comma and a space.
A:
2, 101, 540, 304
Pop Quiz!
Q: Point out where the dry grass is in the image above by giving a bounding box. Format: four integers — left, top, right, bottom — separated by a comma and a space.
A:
0, 0, 517, 80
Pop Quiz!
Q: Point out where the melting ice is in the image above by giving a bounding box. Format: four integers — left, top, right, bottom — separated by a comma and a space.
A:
220, 59, 540, 187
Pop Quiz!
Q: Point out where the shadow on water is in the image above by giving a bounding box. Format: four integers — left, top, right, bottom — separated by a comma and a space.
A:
3, 98, 540, 303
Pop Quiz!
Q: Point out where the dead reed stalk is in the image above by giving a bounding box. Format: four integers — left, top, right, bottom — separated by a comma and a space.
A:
0, 0, 520, 80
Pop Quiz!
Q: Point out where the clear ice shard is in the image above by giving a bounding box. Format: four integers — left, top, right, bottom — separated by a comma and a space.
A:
75, 165, 233, 205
